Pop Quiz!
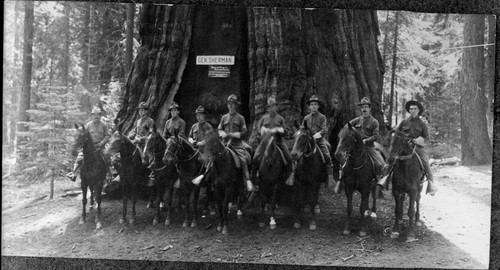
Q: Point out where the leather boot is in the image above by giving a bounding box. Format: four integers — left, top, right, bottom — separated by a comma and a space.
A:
426, 175, 437, 196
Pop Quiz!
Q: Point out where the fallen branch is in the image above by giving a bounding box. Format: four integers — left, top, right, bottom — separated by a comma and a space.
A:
2, 195, 48, 215
139, 245, 155, 251
22, 213, 36, 219
342, 255, 354, 261
353, 235, 371, 243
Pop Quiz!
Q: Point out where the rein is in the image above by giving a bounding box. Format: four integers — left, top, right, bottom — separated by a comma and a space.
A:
395, 139, 417, 160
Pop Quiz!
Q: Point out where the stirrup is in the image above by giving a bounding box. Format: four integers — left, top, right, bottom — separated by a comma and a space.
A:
66, 172, 76, 182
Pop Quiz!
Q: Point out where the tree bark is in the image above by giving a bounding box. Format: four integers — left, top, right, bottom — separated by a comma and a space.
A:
125, 3, 135, 75
63, 2, 70, 86
388, 11, 399, 129
460, 15, 491, 165
484, 16, 495, 141
18, 1, 34, 133
117, 6, 383, 143
82, 2, 91, 83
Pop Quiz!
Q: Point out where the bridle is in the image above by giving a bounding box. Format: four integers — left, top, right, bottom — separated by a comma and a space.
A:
343, 133, 367, 171
392, 135, 417, 161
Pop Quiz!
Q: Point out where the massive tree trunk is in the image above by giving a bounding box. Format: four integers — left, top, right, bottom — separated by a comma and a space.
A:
63, 2, 70, 86
117, 5, 383, 141
81, 2, 91, 83
18, 1, 34, 133
485, 16, 495, 141
388, 11, 399, 129
460, 15, 491, 165
125, 3, 135, 75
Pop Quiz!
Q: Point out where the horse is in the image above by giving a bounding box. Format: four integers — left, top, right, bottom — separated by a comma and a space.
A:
290, 121, 326, 230
202, 130, 244, 234
386, 129, 424, 241
162, 133, 203, 228
334, 122, 379, 236
255, 131, 288, 230
142, 124, 179, 226
70, 124, 107, 229
105, 130, 147, 225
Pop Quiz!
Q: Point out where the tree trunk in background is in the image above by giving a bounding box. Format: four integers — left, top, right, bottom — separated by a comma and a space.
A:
18, 1, 34, 133
388, 11, 399, 129
63, 2, 70, 86
485, 16, 495, 141
460, 15, 491, 165
82, 2, 91, 83
117, 6, 383, 142
9, 1, 22, 145
125, 3, 135, 75
379, 11, 390, 107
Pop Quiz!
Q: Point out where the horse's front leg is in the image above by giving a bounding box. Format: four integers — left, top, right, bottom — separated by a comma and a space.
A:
95, 181, 103, 229
221, 188, 232, 235
406, 192, 417, 242
359, 190, 370, 237
165, 180, 175, 226
391, 190, 403, 238
343, 188, 353, 235
259, 191, 267, 228
129, 185, 137, 225
191, 185, 200, 227
415, 188, 422, 227
309, 184, 319, 230
293, 188, 303, 229
181, 185, 191, 228
370, 185, 378, 219
80, 182, 88, 225
89, 186, 95, 211
119, 184, 128, 224
270, 185, 278, 230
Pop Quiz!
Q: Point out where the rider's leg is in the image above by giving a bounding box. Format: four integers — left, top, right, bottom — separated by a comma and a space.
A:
317, 139, 336, 190
417, 147, 436, 196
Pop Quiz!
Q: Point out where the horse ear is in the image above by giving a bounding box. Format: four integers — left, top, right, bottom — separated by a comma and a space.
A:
81, 124, 85, 130
347, 122, 353, 130
303, 120, 308, 130
152, 123, 157, 133
74, 124, 79, 130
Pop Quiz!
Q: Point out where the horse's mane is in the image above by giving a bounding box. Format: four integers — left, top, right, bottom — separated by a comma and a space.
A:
339, 123, 362, 142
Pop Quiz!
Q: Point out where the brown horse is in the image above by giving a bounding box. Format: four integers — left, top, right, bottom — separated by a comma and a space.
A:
162, 133, 203, 228
334, 123, 379, 236
70, 124, 107, 229
255, 131, 288, 230
142, 124, 178, 226
105, 130, 147, 225
202, 130, 243, 234
387, 129, 424, 241
290, 121, 326, 230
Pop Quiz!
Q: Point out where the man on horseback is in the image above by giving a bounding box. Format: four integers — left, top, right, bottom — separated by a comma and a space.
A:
163, 102, 186, 138
296, 95, 336, 189
251, 96, 293, 188
188, 105, 214, 151
341, 97, 387, 186
66, 107, 110, 182
218, 94, 254, 192
378, 100, 437, 196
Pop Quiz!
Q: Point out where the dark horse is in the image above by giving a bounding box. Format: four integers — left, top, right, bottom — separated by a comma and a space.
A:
70, 124, 107, 228
162, 133, 203, 228
387, 129, 424, 241
105, 130, 147, 224
142, 124, 179, 226
334, 123, 379, 236
290, 121, 326, 230
202, 130, 243, 234
255, 131, 288, 230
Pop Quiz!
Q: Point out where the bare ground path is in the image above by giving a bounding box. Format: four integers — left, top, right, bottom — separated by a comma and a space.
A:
1, 165, 491, 269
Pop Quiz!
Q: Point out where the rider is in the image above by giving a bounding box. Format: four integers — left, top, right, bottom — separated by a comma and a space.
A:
251, 96, 293, 188
66, 106, 111, 182
378, 100, 437, 196
188, 105, 214, 152
163, 102, 186, 138
218, 94, 254, 192
341, 97, 387, 187
294, 95, 336, 189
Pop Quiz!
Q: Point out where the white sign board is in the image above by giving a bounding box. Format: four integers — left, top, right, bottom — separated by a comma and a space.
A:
196, 55, 235, 65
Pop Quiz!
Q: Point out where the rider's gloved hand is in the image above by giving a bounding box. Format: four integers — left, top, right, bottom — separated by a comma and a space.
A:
313, 132, 322, 140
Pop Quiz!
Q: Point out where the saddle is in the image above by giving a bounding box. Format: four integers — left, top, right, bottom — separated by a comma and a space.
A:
227, 146, 251, 169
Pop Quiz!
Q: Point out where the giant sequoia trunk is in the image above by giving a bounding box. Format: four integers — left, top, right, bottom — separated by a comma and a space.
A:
117, 5, 384, 140
460, 15, 492, 165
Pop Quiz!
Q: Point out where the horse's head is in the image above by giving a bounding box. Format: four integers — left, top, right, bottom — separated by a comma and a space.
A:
162, 130, 193, 163
291, 120, 314, 161
71, 124, 90, 156
334, 122, 363, 162
387, 129, 410, 164
105, 130, 126, 156
143, 124, 166, 166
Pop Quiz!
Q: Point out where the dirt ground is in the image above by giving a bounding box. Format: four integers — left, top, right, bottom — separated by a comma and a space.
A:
1, 164, 491, 269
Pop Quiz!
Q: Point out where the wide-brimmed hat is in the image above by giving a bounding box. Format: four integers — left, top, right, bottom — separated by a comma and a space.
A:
267, 97, 277, 107
405, 100, 424, 115
194, 105, 206, 114
227, 94, 240, 104
91, 107, 102, 115
306, 95, 322, 106
168, 102, 180, 111
138, 102, 149, 110
357, 97, 372, 106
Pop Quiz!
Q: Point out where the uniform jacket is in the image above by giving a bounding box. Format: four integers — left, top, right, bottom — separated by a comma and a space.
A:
349, 115, 379, 147
163, 116, 186, 138
218, 112, 247, 147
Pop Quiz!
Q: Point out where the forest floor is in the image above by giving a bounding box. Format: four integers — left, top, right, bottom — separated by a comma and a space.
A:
1, 164, 492, 269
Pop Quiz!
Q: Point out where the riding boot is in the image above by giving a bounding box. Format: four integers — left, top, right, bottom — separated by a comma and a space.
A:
377, 164, 392, 188
326, 165, 337, 190
285, 162, 296, 186
242, 163, 254, 192
192, 166, 206, 186
66, 163, 81, 182
425, 169, 437, 196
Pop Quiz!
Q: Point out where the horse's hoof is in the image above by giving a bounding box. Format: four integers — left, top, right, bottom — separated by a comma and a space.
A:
153, 219, 159, 226
270, 223, 277, 230
95, 222, 102, 230
222, 225, 228, 235
191, 221, 197, 228
364, 210, 371, 218
217, 226, 222, 232
129, 219, 135, 225
146, 203, 153, 209
343, 229, 350, 235
259, 222, 265, 228
165, 219, 171, 226
182, 222, 189, 228
119, 218, 125, 224
309, 223, 317, 230
293, 223, 301, 229
237, 210, 243, 216
370, 212, 378, 219
314, 205, 321, 214
359, 231, 367, 237
416, 221, 422, 227
390, 232, 400, 239
79, 218, 85, 225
